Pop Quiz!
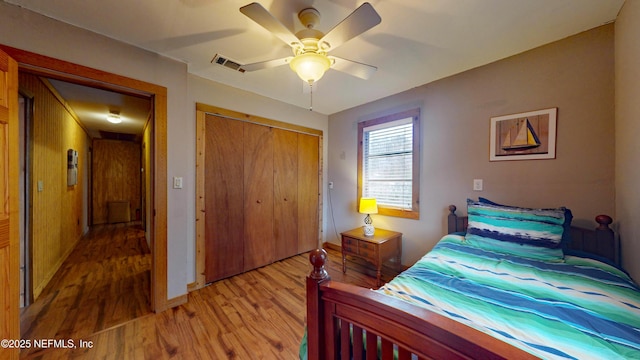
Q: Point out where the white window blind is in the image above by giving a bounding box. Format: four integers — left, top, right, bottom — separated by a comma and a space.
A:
362, 118, 413, 209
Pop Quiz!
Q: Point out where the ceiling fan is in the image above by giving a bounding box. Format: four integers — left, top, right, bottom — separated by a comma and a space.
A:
238, 2, 382, 84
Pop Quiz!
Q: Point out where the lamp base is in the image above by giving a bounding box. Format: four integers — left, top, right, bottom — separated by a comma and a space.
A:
363, 224, 375, 236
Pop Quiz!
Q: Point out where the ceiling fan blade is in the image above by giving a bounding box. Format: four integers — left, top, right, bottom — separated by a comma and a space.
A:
319, 2, 381, 52
240, 57, 293, 72
329, 56, 377, 80
240, 2, 303, 48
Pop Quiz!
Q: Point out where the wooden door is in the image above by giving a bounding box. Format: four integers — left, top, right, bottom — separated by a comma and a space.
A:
204, 115, 245, 283
298, 133, 319, 253
243, 122, 274, 271
0, 49, 20, 360
273, 128, 298, 260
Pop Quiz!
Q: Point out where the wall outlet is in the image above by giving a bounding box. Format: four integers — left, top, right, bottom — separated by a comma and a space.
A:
328, 181, 334, 189
473, 179, 483, 191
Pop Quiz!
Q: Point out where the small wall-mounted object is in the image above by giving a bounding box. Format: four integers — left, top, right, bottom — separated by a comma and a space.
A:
473, 179, 483, 191
173, 176, 183, 189
67, 149, 78, 186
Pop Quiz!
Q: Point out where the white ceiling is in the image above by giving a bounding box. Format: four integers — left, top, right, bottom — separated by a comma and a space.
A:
47, 79, 150, 138
7, 0, 624, 120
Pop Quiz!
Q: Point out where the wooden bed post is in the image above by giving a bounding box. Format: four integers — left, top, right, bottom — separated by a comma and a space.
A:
447, 205, 458, 234
448, 205, 468, 234
306, 249, 330, 360
595, 214, 619, 265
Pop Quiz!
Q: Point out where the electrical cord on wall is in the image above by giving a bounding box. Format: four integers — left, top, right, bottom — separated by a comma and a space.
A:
328, 185, 340, 242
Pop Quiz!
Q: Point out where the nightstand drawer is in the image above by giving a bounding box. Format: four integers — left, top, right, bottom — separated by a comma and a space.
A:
342, 237, 379, 261
358, 247, 377, 261
359, 241, 373, 250
342, 239, 358, 255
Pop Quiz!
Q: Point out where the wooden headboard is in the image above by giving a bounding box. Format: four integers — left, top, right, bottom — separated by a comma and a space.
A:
446, 204, 621, 267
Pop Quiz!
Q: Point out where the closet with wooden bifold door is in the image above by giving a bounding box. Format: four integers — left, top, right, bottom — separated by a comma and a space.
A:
200, 109, 321, 284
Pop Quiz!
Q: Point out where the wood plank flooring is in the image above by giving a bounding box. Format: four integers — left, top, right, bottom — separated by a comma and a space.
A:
20, 223, 152, 359
19, 223, 399, 359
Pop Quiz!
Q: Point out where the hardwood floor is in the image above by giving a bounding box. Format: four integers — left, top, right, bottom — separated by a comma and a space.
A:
19, 223, 399, 359
20, 223, 152, 359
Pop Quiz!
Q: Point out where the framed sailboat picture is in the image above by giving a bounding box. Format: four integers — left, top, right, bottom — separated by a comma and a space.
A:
489, 108, 557, 161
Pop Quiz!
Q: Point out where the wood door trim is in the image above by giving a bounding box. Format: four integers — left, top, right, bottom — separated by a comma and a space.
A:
0, 44, 170, 313
196, 103, 323, 137
195, 111, 206, 289
0, 47, 19, 360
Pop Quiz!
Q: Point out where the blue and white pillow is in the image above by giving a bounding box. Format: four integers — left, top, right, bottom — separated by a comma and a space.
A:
478, 197, 573, 249
465, 199, 567, 262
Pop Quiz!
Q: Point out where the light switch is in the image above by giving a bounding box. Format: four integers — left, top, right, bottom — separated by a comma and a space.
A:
38, 180, 44, 192
473, 179, 483, 191
173, 177, 183, 189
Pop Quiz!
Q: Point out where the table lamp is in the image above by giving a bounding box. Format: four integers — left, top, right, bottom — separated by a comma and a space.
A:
359, 197, 378, 236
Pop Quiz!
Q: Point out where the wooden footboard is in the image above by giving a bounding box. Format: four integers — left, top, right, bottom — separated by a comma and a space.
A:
306, 249, 536, 360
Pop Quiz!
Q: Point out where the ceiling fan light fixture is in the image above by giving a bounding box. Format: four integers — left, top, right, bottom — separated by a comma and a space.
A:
289, 52, 331, 83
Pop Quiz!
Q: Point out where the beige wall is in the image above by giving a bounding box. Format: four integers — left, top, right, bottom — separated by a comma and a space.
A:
20, 74, 90, 299
615, 1, 640, 282
327, 25, 615, 267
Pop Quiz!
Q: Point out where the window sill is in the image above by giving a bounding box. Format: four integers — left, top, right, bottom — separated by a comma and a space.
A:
378, 207, 419, 220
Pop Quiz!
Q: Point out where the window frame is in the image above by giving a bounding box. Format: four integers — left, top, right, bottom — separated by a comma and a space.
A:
357, 108, 421, 220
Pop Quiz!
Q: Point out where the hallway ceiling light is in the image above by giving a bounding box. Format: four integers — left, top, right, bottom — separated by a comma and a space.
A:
107, 111, 121, 124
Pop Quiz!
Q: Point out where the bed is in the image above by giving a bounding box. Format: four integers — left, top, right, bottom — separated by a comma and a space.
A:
304, 199, 640, 359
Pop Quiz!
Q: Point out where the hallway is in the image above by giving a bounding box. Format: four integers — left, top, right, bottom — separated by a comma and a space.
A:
19, 223, 151, 358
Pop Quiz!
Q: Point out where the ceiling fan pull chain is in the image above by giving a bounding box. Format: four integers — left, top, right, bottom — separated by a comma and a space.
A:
309, 80, 313, 111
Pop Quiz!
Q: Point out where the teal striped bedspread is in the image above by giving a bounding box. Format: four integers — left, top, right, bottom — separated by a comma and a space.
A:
377, 234, 640, 359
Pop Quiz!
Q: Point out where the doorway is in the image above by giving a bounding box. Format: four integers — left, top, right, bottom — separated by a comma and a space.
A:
18, 93, 30, 308
19, 72, 151, 307
1, 45, 169, 335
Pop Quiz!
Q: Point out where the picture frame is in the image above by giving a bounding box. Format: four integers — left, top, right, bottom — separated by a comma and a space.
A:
489, 107, 557, 161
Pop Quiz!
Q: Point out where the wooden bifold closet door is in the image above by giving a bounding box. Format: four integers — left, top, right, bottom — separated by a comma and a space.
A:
296, 133, 319, 254
243, 122, 274, 271
204, 114, 319, 284
204, 115, 245, 282
273, 128, 298, 260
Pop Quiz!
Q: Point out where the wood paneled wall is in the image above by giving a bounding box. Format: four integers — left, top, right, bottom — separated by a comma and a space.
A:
92, 139, 141, 225
20, 73, 90, 300
142, 117, 152, 248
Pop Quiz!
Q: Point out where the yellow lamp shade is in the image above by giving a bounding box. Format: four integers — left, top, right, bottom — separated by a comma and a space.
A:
359, 198, 378, 214
289, 52, 331, 83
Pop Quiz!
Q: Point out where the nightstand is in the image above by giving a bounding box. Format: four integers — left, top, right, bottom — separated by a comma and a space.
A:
341, 227, 402, 287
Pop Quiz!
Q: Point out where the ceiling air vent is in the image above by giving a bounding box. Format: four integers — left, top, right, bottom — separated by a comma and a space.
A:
211, 54, 245, 73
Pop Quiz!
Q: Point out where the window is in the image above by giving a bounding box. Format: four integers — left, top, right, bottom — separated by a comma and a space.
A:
358, 108, 420, 219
